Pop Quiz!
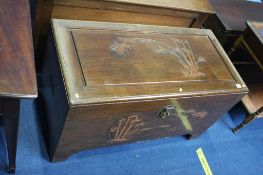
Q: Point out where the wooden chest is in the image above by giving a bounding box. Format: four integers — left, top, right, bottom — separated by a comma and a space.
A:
204, 0, 263, 51
39, 19, 248, 161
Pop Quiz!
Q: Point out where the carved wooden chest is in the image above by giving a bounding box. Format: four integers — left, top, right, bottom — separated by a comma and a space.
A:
39, 19, 248, 161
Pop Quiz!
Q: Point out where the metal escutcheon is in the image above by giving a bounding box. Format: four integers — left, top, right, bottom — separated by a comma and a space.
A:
159, 105, 176, 118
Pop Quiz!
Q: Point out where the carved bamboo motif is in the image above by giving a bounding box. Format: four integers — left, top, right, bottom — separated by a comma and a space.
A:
109, 115, 144, 142
108, 107, 208, 142
110, 37, 207, 78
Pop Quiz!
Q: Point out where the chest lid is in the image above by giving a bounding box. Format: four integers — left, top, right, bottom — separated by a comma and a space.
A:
52, 19, 247, 105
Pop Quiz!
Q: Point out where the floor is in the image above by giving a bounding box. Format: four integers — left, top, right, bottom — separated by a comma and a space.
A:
0, 100, 262, 175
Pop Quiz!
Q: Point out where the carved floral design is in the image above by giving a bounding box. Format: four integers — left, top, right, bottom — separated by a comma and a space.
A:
108, 108, 207, 142
110, 37, 206, 78
109, 114, 172, 142
109, 115, 144, 142
182, 109, 207, 119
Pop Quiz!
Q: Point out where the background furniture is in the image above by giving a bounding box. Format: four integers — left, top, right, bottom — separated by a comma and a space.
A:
0, 0, 37, 173
205, 0, 263, 51
229, 21, 263, 132
33, 0, 215, 70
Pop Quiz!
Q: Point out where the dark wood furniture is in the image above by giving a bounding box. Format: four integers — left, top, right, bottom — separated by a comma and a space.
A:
0, 0, 37, 173
205, 0, 263, 51
230, 21, 263, 132
39, 19, 247, 161
33, 0, 215, 70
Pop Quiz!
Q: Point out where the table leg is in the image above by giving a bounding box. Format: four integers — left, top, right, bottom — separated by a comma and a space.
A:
227, 35, 244, 56
232, 106, 263, 133
3, 98, 20, 174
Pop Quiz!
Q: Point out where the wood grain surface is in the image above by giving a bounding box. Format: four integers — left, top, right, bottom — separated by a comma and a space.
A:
54, 0, 215, 13
209, 0, 263, 32
0, 0, 37, 98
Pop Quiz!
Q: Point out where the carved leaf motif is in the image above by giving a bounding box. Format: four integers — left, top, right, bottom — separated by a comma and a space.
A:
182, 109, 208, 119
191, 111, 208, 119
109, 115, 144, 142
109, 37, 206, 78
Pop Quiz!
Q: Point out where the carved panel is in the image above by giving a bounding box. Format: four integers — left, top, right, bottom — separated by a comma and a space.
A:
110, 37, 207, 78
108, 107, 208, 142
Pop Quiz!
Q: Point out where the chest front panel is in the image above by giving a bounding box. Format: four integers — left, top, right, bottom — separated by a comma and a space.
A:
55, 93, 242, 160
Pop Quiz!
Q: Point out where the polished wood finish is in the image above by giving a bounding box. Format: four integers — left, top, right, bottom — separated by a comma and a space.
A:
54, 0, 215, 14
208, 0, 263, 32
230, 22, 263, 132
204, 0, 263, 50
34, 0, 215, 70
0, 0, 37, 173
0, 0, 37, 98
39, 19, 247, 161
51, 6, 194, 27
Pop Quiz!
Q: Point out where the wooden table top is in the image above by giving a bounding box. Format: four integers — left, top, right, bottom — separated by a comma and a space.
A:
209, 0, 263, 32
0, 0, 37, 98
105, 0, 215, 13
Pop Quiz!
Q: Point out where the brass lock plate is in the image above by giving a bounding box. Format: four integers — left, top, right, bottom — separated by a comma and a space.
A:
159, 105, 176, 118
